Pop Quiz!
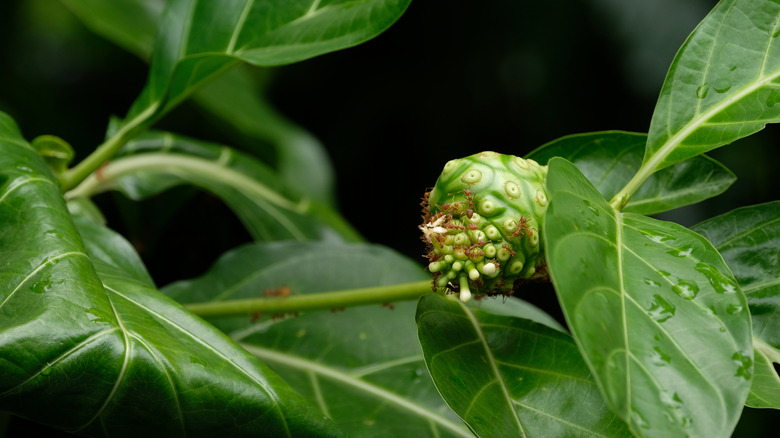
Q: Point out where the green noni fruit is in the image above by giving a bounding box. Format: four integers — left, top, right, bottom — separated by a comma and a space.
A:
420, 151, 549, 302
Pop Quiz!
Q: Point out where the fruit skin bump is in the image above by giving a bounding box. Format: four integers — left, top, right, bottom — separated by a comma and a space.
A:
420, 151, 549, 302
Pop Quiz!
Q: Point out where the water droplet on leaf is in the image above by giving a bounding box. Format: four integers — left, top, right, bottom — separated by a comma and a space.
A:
732, 351, 753, 380
726, 304, 743, 314
667, 247, 693, 258
696, 83, 709, 99
695, 263, 737, 294
648, 294, 676, 322
672, 281, 699, 300
651, 346, 672, 365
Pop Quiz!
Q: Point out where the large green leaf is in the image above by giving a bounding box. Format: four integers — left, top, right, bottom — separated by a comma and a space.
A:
126, 0, 412, 122
163, 242, 472, 437
527, 131, 735, 215
692, 201, 780, 408
415, 294, 633, 438
0, 112, 337, 437
60, 1, 337, 205
544, 157, 753, 438
66, 130, 360, 242
643, 0, 780, 173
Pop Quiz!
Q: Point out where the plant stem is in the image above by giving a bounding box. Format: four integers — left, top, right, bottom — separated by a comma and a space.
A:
64, 152, 363, 241
184, 280, 433, 317
59, 104, 158, 191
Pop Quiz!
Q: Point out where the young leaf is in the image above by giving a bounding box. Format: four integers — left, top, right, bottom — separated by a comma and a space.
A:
544, 157, 753, 438
67, 130, 360, 242
415, 294, 633, 438
0, 112, 338, 437
691, 201, 780, 409
163, 242, 472, 437
527, 131, 735, 215
643, 0, 780, 175
126, 0, 412, 122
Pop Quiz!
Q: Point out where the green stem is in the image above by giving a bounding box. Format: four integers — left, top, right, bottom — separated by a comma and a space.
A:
59, 104, 159, 191
185, 280, 433, 317
64, 152, 363, 241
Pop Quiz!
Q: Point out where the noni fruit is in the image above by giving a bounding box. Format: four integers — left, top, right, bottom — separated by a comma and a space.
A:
420, 151, 549, 302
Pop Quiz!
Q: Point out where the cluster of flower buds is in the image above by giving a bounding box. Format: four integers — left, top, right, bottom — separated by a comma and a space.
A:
420, 151, 549, 302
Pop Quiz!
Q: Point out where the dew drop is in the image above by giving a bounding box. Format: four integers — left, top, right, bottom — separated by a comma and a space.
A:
729, 65, 738, 71
726, 304, 743, 314
672, 281, 699, 300
40, 367, 52, 377
696, 83, 709, 99
643, 278, 661, 287
667, 247, 693, 258
732, 351, 753, 380
714, 84, 732, 94
651, 346, 672, 365
583, 199, 599, 215
648, 294, 676, 322
774, 28, 780, 38
642, 231, 675, 243
695, 263, 738, 294
30, 280, 52, 294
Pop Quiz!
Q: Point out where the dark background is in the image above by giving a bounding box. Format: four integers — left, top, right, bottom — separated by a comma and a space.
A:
0, 0, 778, 436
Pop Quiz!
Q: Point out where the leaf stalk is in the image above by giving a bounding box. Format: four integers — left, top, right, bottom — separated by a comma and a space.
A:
184, 280, 433, 317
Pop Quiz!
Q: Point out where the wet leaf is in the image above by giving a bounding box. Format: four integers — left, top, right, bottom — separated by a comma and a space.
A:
544, 157, 753, 438
644, 0, 780, 172
692, 201, 780, 408
163, 242, 472, 437
527, 131, 735, 215
0, 112, 337, 437
416, 294, 633, 438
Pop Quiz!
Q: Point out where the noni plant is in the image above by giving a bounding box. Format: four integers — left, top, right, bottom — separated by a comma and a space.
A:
1, 0, 779, 438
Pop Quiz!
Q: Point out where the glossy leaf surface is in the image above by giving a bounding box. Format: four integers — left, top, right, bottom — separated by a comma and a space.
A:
70, 130, 359, 242
61, 2, 336, 205
692, 201, 780, 408
127, 0, 412, 121
416, 294, 633, 438
60, 0, 164, 59
644, 0, 780, 173
163, 242, 472, 437
0, 112, 337, 437
544, 157, 752, 438
527, 131, 735, 215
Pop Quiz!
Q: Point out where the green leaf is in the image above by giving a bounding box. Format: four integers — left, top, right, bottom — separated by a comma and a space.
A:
415, 294, 633, 438
0, 112, 338, 437
691, 201, 780, 408
60, 0, 164, 59
527, 131, 735, 215
163, 242, 472, 437
127, 0, 412, 122
61, 2, 337, 205
544, 157, 753, 438
644, 0, 780, 173
67, 130, 360, 242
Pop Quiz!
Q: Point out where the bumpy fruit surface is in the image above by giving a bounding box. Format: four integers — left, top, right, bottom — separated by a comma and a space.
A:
420, 151, 549, 301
